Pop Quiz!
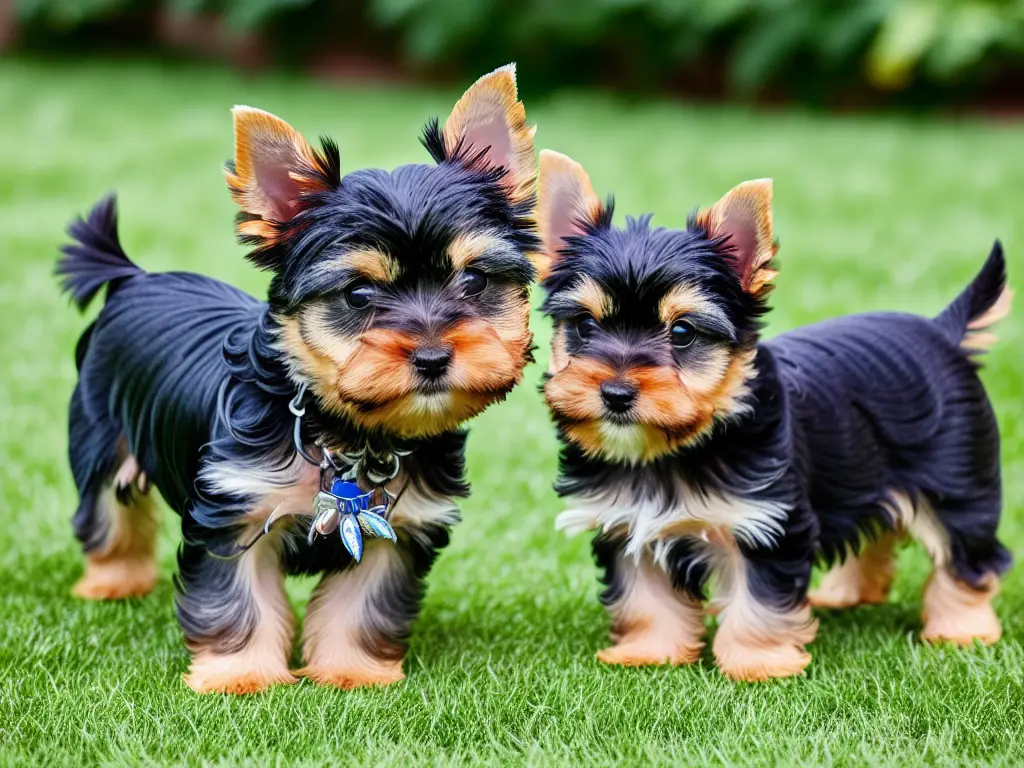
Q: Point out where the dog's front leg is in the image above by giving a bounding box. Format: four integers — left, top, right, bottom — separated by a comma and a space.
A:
298, 521, 450, 689
593, 531, 706, 666
710, 526, 818, 682
178, 528, 297, 694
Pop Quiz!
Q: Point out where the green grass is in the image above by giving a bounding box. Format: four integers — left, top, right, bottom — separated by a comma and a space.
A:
2, 58, 1024, 767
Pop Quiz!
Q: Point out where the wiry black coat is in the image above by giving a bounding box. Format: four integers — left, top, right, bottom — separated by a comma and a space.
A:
60, 198, 469, 651
58, 113, 537, 659
550, 217, 1009, 611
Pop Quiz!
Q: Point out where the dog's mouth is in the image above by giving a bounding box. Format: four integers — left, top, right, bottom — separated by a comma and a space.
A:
411, 377, 452, 396
602, 410, 637, 426
336, 381, 517, 438
343, 380, 513, 413
550, 405, 710, 464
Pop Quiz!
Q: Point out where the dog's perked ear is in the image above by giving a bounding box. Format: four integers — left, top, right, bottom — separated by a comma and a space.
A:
225, 106, 339, 243
535, 150, 605, 280
697, 179, 778, 297
442, 63, 537, 204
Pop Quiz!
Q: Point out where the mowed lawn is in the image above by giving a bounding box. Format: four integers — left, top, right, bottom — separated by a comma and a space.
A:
1, 59, 1024, 766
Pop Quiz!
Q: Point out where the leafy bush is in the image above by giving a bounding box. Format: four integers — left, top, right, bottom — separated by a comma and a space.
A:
864, 0, 1024, 89
165, 0, 318, 32
368, 0, 1024, 94
12, 0, 1024, 99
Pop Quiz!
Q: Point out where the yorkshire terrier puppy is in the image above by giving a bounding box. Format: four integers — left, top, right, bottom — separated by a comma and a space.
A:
57, 65, 539, 694
537, 150, 1011, 681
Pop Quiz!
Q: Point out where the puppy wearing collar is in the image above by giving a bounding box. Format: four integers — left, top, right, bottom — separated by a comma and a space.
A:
57, 65, 539, 694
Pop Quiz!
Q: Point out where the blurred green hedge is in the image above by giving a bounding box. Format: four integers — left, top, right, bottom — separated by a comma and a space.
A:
13, 0, 1024, 100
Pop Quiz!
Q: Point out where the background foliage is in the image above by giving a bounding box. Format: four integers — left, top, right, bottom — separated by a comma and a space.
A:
12, 0, 1024, 102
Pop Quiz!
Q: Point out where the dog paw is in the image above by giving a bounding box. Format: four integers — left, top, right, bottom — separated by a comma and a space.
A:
715, 642, 811, 682
184, 669, 298, 695
597, 639, 701, 667
922, 606, 1002, 647
809, 582, 889, 609
184, 649, 298, 694
807, 587, 860, 610
295, 661, 405, 689
72, 558, 157, 600
921, 570, 1002, 647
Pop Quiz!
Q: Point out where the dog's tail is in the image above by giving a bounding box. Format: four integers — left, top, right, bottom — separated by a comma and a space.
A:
934, 241, 1012, 355
56, 194, 143, 312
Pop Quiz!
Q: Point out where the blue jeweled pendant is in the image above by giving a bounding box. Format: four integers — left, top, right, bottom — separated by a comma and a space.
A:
307, 477, 397, 559
330, 479, 371, 513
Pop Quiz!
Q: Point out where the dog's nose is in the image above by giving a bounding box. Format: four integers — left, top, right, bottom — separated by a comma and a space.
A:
411, 345, 452, 379
600, 380, 637, 414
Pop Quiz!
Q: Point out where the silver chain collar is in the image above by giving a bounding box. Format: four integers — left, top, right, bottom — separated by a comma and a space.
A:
282, 382, 410, 561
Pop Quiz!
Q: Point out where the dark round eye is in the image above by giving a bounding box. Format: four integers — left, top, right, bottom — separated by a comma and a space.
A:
573, 315, 600, 342
671, 320, 697, 349
345, 282, 376, 310
457, 268, 488, 297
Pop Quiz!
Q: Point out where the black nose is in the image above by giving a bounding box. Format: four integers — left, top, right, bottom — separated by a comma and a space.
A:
600, 380, 637, 414
411, 345, 452, 380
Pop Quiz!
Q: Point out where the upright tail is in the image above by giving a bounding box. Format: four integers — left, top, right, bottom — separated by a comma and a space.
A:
56, 194, 143, 312
934, 241, 1012, 356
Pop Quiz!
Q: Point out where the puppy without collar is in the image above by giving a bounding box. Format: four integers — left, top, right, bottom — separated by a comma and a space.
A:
538, 150, 1010, 681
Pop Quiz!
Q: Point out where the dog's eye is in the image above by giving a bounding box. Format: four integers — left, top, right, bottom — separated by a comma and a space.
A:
345, 282, 376, 310
457, 268, 488, 297
670, 320, 697, 349
572, 315, 600, 342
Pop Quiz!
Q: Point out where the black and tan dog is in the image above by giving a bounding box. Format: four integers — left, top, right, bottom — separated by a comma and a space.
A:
537, 150, 1011, 681
57, 65, 539, 693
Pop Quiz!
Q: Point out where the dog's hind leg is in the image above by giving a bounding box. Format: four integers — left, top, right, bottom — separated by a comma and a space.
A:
911, 493, 1007, 646
69, 388, 158, 600
809, 530, 901, 609
593, 532, 706, 667
72, 478, 158, 600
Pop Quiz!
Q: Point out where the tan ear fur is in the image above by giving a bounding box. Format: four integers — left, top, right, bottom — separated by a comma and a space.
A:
535, 149, 603, 280
225, 106, 332, 239
697, 179, 777, 295
443, 64, 536, 203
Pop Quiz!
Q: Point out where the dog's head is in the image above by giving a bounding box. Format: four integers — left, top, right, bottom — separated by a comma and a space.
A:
537, 151, 776, 465
226, 66, 539, 439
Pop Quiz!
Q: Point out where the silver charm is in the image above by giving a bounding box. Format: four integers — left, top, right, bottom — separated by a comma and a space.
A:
313, 504, 340, 536
340, 514, 363, 562
359, 509, 397, 542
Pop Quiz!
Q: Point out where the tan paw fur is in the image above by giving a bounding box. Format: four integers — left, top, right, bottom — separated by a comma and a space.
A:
713, 635, 812, 682
296, 660, 405, 689
599, 550, 706, 668
597, 636, 701, 667
184, 652, 298, 695
711, 601, 817, 682
921, 569, 1002, 646
809, 532, 899, 609
72, 555, 157, 600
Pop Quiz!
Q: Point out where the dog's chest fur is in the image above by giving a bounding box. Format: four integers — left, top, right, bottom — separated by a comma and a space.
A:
556, 475, 790, 556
